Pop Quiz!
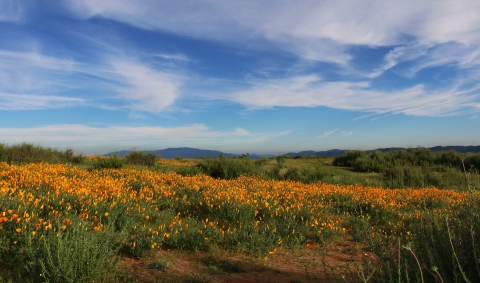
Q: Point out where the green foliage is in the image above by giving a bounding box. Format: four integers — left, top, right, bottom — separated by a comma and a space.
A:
0, 218, 123, 283
91, 154, 124, 170
2, 156, 480, 282
275, 155, 286, 167
124, 151, 156, 167
0, 143, 84, 165
145, 257, 170, 271
331, 148, 480, 189
384, 165, 426, 188
196, 154, 259, 179
201, 255, 245, 273
172, 165, 204, 176
332, 150, 368, 167
334, 148, 480, 173
347, 217, 372, 242
253, 157, 269, 166
376, 197, 480, 283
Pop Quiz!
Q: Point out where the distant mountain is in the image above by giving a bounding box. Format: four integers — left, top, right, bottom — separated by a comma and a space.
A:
105, 145, 480, 159
285, 145, 480, 157
284, 149, 347, 157
105, 147, 274, 159
428, 145, 480, 153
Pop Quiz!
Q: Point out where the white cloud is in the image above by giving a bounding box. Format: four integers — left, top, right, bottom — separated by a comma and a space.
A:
385, 42, 480, 78
154, 53, 192, 62
0, 48, 184, 112
368, 43, 432, 78
0, 50, 74, 71
4, 1, 480, 118
0, 124, 261, 154
317, 129, 339, 139
0, 0, 22, 22
108, 60, 182, 112
62, 0, 480, 63
0, 124, 239, 142
229, 75, 480, 116
0, 50, 75, 92
0, 93, 85, 110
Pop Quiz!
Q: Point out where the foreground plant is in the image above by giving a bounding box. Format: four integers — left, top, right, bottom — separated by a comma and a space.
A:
0, 162, 478, 282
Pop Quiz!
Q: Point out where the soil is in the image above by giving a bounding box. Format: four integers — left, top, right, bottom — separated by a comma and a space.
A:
117, 238, 377, 283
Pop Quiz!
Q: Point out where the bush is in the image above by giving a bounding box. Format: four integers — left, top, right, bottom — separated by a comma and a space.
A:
351, 156, 372, 173
0, 218, 123, 283
124, 151, 156, 167
254, 157, 269, 166
384, 165, 426, 188
92, 154, 124, 170
0, 143, 84, 164
332, 151, 368, 167
464, 154, 480, 171
275, 155, 286, 167
196, 154, 259, 179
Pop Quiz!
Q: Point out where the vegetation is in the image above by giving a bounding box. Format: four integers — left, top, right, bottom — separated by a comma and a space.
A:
0, 143, 84, 164
5, 143, 477, 190
124, 151, 157, 167
1, 144, 479, 282
333, 148, 480, 189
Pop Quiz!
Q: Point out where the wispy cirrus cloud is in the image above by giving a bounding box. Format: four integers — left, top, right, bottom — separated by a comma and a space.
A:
2, 0, 480, 121
0, 124, 250, 141
316, 129, 339, 139
0, 0, 22, 22
0, 50, 75, 92
154, 53, 192, 62
0, 49, 84, 111
55, 0, 480, 118
0, 47, 184, 112
61, 0, 480, 63
0, 93, 85, 110
108, 60, 183, 112
228, 75, 480, 116
370, 42, 480, 78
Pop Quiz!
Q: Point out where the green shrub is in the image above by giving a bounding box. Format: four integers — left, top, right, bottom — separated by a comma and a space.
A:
92, 154, 124, 170
0, 218, 124, 283
196, 154, 259, 179
275, 155, 286, 167
253, 157, 269, 166
465, 154, 480, 171
351, 156, 373, 173
174, 166, 203, 176
384, 165, 426, 188
332, 150, 368, 167
145, 257, 170, 271
0, 143, 84, 165
124, 151, 156, 167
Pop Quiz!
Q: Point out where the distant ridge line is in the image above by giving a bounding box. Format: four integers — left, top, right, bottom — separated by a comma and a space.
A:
105, 145, 480, 159
284, 145, 480, 157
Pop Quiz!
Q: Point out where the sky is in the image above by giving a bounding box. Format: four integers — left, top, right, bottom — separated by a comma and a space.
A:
1, 0, 480, 155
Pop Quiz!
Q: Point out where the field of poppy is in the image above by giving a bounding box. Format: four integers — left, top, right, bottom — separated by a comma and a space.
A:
0, 160, 479, 282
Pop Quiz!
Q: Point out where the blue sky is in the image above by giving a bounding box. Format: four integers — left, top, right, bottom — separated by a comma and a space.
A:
1, 0, 480, 155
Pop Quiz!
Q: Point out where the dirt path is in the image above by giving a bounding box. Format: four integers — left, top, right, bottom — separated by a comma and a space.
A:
118, 239, 377, 283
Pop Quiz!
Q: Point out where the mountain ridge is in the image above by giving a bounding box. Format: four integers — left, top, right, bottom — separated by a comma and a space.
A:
105, 145, 480, 158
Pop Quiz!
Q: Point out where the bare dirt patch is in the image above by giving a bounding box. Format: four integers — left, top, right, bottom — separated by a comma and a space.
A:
117, 238, 377, 283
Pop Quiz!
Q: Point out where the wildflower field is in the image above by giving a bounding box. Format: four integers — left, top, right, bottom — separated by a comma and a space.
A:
0, 159, 479, 283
